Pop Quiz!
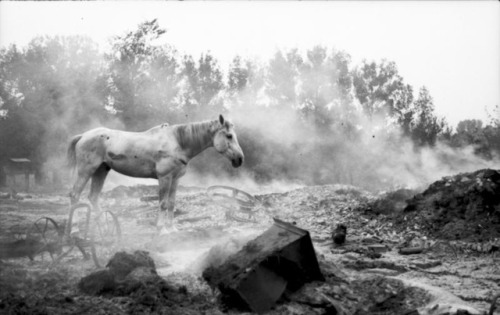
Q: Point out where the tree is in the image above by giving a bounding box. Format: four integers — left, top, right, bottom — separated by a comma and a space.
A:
266, 50, 302, 108
227, 56, 265, 108
391, 83, 415, 136
228, 56, 248, 92
353, 59, 410, 119
106, 19, 180, 130
408, 87, 447, 146
0, 36, 108, 184
450, 119, 493, 158
179, 52, 225, 121
482, 124, 500, 158
298, 47, 356, 135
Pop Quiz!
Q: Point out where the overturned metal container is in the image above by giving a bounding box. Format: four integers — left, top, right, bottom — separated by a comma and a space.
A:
203, 218, 324, 314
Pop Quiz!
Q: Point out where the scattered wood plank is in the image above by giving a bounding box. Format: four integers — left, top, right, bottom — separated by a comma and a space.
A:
398, 247, 424, 255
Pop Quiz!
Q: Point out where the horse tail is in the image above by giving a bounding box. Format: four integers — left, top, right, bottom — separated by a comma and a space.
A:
67, 135, 82, 170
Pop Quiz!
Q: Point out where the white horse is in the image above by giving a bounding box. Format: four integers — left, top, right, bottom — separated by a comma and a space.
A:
67, 115, 244, 233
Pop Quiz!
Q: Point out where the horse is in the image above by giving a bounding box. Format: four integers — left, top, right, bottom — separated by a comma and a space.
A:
66, 115, 244, 234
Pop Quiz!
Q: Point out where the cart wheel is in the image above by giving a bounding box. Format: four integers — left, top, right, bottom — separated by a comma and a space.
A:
207, 185, 260, 223
91, 210, 121, 268
26, 217, 63, 261
56, 202, 94, 262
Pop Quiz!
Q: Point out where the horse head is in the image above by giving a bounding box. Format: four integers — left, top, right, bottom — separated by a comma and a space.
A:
213, 115, 244, 168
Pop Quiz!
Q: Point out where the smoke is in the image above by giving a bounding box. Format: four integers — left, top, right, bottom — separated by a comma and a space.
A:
240, 109, 496, 190
42, 106, 125, 189
15, 34, 496, 194
217, 75, 500, 192
181, 170, 303, 195
369, 136, 496, 189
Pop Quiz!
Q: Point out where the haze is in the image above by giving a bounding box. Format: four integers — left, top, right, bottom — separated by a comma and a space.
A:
1, 1, 498, 126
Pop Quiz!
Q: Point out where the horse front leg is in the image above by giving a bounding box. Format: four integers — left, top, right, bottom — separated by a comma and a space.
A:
165, 177, 179, 227
156, 159, 186, 234
157, 175, 181, 235
156, 176, 172, 231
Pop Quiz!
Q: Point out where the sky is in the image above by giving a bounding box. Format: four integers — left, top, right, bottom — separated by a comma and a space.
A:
0, 1, 498, 127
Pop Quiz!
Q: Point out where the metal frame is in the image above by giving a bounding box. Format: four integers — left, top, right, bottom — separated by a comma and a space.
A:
25, 202, 121, 267
207, 185, 260, 223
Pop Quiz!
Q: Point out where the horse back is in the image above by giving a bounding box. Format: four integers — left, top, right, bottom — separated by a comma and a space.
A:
77, 126, 179, 160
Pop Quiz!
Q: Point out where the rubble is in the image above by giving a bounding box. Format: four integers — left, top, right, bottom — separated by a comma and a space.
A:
398, 169, 500, 241
1, 177, 499, 314
106, 250, 156, 279
78, 250, 157, 295
361, 188, 418, 216
349, 276, 431, 315
0, 239, 46, 260
332, 224, 347, 245
78, 269, 116, 295
78, 250, 205, 314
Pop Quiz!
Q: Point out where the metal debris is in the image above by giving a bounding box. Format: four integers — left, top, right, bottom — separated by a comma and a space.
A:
203, 218, 324, 314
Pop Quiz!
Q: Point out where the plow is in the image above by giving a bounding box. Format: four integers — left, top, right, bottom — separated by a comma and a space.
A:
206, 185, 262, 223
136, 185, 264, 225
0, 185, 263, 267
1, 202, 121, 268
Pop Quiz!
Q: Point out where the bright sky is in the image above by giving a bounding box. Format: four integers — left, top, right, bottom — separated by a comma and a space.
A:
0, 1, 498, 126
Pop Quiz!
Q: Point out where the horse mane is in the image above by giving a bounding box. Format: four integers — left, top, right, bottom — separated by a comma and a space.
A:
173, 119, 223, 153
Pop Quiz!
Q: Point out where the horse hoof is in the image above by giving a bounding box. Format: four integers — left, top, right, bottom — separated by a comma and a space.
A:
159, 227, 169, 236
158, 225, 179, 235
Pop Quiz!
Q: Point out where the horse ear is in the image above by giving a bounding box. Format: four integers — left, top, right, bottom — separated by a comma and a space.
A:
219, 114, 225, 125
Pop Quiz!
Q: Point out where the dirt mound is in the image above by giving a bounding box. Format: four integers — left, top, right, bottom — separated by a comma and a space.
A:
106, 250, 156, 279
78, 251, 210, 314
397, 169, 500, 241
360, 188, 418, 216
79, 250, 160, 296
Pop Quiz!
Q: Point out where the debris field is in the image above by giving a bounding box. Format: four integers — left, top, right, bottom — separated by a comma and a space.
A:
0, 168, 499, 314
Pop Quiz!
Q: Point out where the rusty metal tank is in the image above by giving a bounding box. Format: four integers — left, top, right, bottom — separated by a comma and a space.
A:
203, 218, 324, 314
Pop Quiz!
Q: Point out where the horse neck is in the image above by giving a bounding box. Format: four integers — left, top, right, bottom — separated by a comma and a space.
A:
174, 120, 219, 159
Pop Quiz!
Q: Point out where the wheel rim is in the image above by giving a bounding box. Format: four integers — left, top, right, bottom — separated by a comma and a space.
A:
207, 185, 259, 222
92, 211, 121, 268
26, 217, 63, 261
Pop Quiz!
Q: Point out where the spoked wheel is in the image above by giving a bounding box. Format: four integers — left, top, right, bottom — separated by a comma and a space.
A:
91, 210, 121, 268
207, 185, 260, 223
54, 203, 94, 263
26, 217, 64, 261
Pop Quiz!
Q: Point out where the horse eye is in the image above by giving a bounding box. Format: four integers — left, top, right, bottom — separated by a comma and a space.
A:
226, 134, 233, 140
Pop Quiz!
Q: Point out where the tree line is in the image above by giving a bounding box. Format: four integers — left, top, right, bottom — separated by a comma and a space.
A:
1, 20, 498, 189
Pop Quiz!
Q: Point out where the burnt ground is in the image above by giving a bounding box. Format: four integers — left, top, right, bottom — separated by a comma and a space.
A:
0, 170, 499, 314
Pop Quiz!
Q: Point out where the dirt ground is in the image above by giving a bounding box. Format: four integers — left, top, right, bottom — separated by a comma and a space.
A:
0, 177, 499, 314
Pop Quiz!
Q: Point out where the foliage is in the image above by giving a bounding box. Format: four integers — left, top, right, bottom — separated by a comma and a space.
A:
0, 19, 497, 189
0, 36, 107, 175
408, 87, 447, 146
179, 53, 225, 122
105, 19, 180, 130
353, 59, 404, 118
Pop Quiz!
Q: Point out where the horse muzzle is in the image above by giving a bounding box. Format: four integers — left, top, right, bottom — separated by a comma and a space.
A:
231, 156, 243, 168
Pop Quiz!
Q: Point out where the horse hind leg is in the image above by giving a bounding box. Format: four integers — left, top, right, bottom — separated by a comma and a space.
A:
70, 172, 91, 205
88, 163, 110, 214
67, 172, 92, 238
